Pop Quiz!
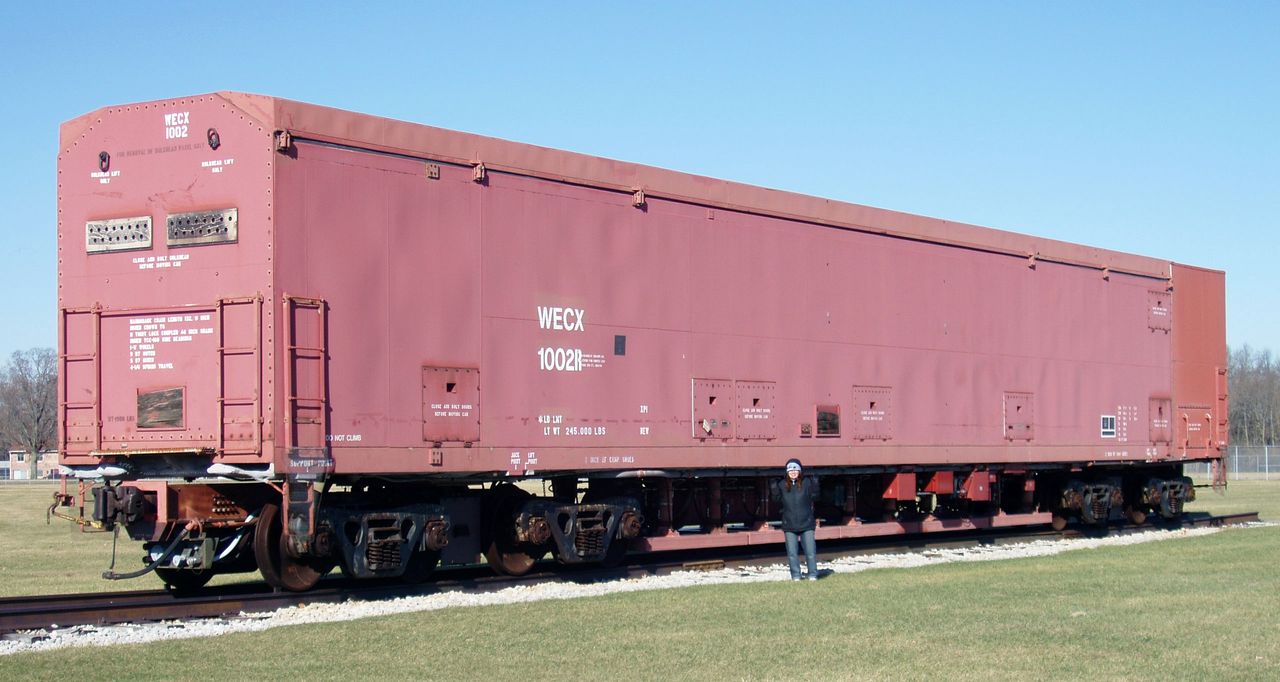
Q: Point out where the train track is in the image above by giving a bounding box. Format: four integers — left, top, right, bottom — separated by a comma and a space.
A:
0, 511, 1260, 636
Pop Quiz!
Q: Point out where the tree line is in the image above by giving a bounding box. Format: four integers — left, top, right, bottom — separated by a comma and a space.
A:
1229, 345, 1280, 446
0, 344, 1274, 479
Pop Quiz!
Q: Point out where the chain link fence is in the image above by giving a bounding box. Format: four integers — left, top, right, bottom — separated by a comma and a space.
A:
1184, 445, 1276, 480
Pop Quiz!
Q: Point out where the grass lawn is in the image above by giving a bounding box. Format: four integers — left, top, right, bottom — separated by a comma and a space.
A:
2, 479, 1277, 679
0, 483, 115, 596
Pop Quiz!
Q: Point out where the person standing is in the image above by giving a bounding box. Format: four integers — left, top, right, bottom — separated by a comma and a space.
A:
770, 458, 820, 581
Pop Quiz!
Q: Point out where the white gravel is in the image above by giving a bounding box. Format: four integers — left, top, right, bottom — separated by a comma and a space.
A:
1, 523, 1266, 656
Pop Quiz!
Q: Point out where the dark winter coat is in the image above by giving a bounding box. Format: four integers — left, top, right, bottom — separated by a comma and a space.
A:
770, 475, 820, 532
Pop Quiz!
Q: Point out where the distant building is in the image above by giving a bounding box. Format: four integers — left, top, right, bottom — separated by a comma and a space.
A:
4, 450, 60, 479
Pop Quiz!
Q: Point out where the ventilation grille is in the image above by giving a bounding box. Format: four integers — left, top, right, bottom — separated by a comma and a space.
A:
166, 208, 238, 246
86, 216, 152, 253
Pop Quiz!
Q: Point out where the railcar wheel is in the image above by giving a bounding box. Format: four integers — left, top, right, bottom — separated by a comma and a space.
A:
483, 485, 545, 576
1126, 506, 1148, 525
156, 568, 214, 593
253, 502, 329, 591
1051, 514, 1068, 531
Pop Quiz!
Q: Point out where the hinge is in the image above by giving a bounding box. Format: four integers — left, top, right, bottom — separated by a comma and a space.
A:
274, 130, 292, 152
632, 188, 646, 208
472, 162, 487, 183
425, 163, 441, 180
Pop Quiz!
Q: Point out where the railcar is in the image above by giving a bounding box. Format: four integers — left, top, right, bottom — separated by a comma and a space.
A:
54, 93, 1227, 590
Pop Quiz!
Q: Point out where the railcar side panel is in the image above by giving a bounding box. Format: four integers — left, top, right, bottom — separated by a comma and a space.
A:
268, 138, 1178, 475
56, 95, 1217, 479
272, 140, 484, 472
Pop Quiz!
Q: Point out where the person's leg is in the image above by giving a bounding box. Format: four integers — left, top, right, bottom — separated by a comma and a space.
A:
802, 529, 818, 579
784, 530, 801, 579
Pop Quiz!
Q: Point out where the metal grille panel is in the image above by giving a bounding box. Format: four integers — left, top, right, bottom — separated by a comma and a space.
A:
86, 216, 152, 253
166, 208, 238, 246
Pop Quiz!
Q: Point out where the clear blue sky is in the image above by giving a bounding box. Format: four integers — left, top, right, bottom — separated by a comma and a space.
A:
1, 2, 1275, 359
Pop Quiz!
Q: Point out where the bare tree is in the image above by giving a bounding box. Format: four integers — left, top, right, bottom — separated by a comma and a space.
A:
0, 348, 57, 478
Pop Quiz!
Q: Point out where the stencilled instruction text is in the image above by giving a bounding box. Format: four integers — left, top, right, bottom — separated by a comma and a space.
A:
429, 402, 473, 418
133, 254, 189, 270
127, 314, 213, 371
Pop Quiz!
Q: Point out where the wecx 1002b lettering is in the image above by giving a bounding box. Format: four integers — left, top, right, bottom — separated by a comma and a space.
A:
54, 93, 1227, 591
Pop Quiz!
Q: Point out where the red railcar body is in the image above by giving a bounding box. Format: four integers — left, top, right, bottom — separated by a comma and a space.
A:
55, 93, 1227, 589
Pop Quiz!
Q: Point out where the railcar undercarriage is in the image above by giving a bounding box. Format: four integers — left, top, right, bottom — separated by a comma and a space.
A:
56, 462, 1203, 592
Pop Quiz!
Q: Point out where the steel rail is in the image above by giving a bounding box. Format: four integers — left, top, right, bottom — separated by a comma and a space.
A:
0, 511, 1260, 636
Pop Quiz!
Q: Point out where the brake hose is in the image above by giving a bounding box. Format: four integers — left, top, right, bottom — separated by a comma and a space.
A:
102, 524, 194, 581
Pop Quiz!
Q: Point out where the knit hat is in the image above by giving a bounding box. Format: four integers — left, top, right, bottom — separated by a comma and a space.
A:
785, 458, 802, 473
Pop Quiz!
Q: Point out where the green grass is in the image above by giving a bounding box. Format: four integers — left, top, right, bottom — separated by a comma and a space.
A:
0, 483, 114, 596
1186, 477, 1278, 517
3, 481, 1277, 680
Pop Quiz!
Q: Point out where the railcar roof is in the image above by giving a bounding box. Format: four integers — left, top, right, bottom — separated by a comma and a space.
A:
63, 92, 1181, 279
